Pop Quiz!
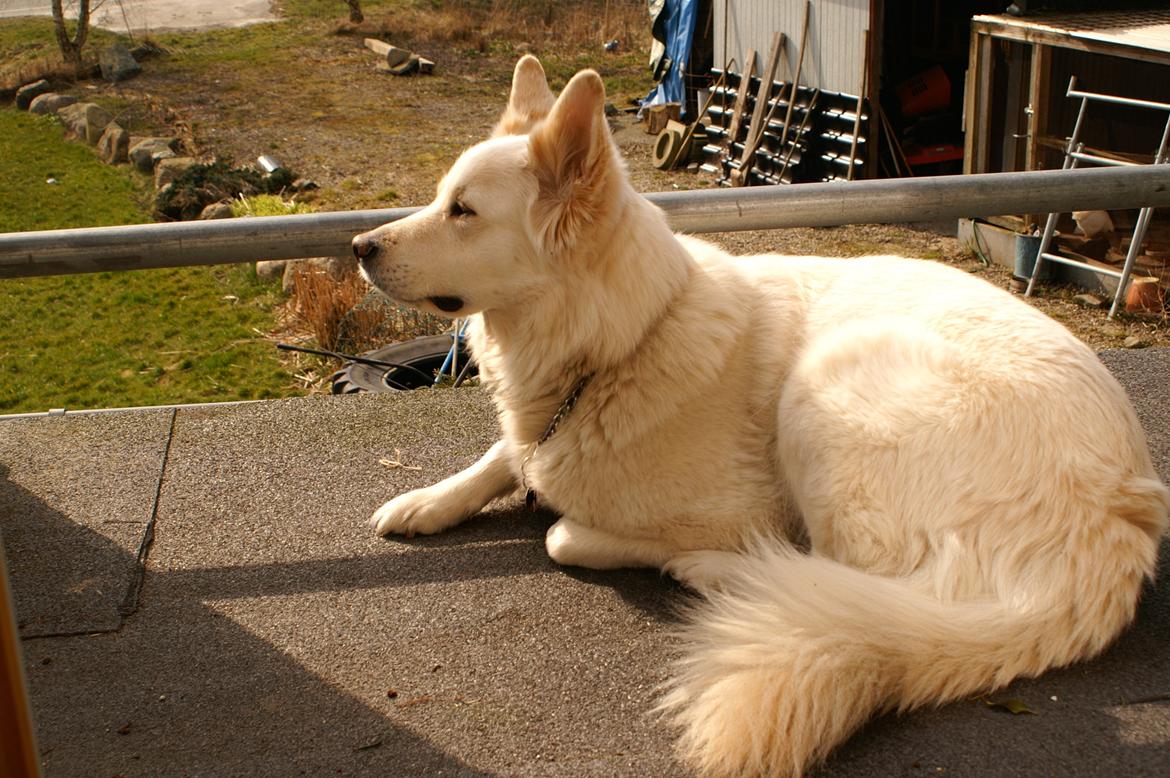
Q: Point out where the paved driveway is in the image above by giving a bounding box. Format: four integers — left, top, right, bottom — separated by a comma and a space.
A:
0, 0, 275, 31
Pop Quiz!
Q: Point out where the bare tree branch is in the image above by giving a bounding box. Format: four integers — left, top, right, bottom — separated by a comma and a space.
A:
51, 0, 92, 72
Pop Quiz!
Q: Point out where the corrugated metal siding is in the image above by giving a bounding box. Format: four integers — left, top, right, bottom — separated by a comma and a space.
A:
713, 0, 871, 96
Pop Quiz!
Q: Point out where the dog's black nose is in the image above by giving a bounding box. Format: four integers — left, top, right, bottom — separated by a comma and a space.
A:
352, 235, 379, 262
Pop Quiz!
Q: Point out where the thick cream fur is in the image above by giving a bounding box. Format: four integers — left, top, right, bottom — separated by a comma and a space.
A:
356, 61, 1169, 776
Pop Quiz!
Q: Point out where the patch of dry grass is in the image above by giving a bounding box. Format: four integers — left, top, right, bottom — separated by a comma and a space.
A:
346, 0, 646, 54
288, 266, 369, 353
285, 265, 446, 357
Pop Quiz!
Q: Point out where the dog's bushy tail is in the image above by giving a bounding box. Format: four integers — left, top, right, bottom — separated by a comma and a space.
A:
659, 478, 1167, 778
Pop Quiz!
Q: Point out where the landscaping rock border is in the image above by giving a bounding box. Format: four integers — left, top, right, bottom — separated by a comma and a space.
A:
10, 69, 309, 285
15, 79, 51, 110
11, 75, 188, 191
28, 93, 77, 115
98, 123, 130, 164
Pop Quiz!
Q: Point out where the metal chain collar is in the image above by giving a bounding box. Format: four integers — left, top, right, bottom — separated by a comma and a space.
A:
522, 373, 594, 510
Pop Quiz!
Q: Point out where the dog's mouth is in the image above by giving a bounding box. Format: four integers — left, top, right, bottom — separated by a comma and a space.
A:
428, 296, 465, 314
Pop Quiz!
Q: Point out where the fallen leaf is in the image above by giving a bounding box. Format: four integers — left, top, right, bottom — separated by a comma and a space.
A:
980, 696, 1034, 715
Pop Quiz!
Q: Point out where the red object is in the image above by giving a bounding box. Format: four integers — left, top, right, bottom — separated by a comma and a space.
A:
1126, 277, 1165, 314
896, 66, 950, 117
903, 142, 963, 168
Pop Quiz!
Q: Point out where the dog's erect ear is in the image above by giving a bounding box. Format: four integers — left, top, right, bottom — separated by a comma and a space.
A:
492, 55, 556, 137
528, 69, 613, 254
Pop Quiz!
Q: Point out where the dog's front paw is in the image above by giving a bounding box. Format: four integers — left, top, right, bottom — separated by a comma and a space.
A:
369, 487, 466, 538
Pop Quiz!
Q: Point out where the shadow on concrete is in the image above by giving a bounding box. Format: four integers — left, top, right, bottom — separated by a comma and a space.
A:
400, 505, 685, 619
0, 462, 142, 636
4, 463, 493, 776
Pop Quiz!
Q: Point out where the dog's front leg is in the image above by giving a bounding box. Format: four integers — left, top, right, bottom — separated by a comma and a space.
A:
545, 519, 741, 596
545, 517, 677, 571
371, 440, 517, 537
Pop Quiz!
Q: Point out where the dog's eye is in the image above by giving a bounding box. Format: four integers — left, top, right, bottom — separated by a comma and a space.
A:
449, 201, 475, 218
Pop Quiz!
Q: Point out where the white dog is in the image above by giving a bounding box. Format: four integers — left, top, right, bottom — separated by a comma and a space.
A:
353, 56, 1169, 777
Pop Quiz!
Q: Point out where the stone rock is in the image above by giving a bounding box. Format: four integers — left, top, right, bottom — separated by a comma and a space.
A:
1073, 293, 1106, 309
55, 101, 85, 127
154, 156, 196, 189
199, 202, 235, 220
151, 148, 177, 168
1102, 322, 1127, 339
280, 261, 300, 293
58, 102, 113, 145
97, 122, 130, 164
128, 137, 179, 172
28, 92, 77, 116
99, 42, 141, 83
1123, 335, 1149, 349
256, 260, 289, 282
281, 256, 357, 294
15, 79, 51, 110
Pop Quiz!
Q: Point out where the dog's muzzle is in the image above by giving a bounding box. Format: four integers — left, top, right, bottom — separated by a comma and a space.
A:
352, 233, 379, 263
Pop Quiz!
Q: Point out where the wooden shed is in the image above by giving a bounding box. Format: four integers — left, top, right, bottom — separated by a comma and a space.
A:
959, 9, 1170, 300
964, 9, 1170, 176
706, 1, 1004, 182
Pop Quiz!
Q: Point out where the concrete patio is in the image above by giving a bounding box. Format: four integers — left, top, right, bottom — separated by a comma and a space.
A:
3, 348, 1169, 777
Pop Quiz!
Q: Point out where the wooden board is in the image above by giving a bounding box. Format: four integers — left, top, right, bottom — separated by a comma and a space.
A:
736, 32, 786, 182
724, 49, 757, 152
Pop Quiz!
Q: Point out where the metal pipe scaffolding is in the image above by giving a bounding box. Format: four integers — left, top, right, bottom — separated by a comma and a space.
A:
1, 165, 1168, 279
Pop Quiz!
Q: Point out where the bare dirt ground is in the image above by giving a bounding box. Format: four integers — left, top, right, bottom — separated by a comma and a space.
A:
81, 3, 1169, 353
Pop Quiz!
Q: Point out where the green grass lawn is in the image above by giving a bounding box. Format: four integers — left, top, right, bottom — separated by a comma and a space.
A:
0, 109, 296, 413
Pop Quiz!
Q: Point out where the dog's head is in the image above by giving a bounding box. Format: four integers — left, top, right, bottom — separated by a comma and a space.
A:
352, 57, 621, 319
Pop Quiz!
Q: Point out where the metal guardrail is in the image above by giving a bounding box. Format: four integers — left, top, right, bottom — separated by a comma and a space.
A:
1, 166, 1168, 279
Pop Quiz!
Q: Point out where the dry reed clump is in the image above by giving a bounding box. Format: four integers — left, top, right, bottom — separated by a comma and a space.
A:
287, 266, 447, 355
0, 56, 78, 96
361, 0, 646, 54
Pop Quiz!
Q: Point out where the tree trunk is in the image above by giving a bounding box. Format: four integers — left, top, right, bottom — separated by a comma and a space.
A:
51, 0, 91, 74
344, 1, 363, 24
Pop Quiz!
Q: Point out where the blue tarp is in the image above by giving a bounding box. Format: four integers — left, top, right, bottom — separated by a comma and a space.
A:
641, 0, 700, 120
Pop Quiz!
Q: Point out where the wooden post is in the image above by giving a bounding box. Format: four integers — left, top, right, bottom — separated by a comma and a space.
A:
768, 0, 812, 185
724, 49, 757, 153
964, 30, 995, 174
1, 550, 39, 778
847, 29, 870, 181
1024, 42, 1051, 227
732, 31, 786, 186
1025, 43, 1051, 172
1002, 41, 1029, 172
